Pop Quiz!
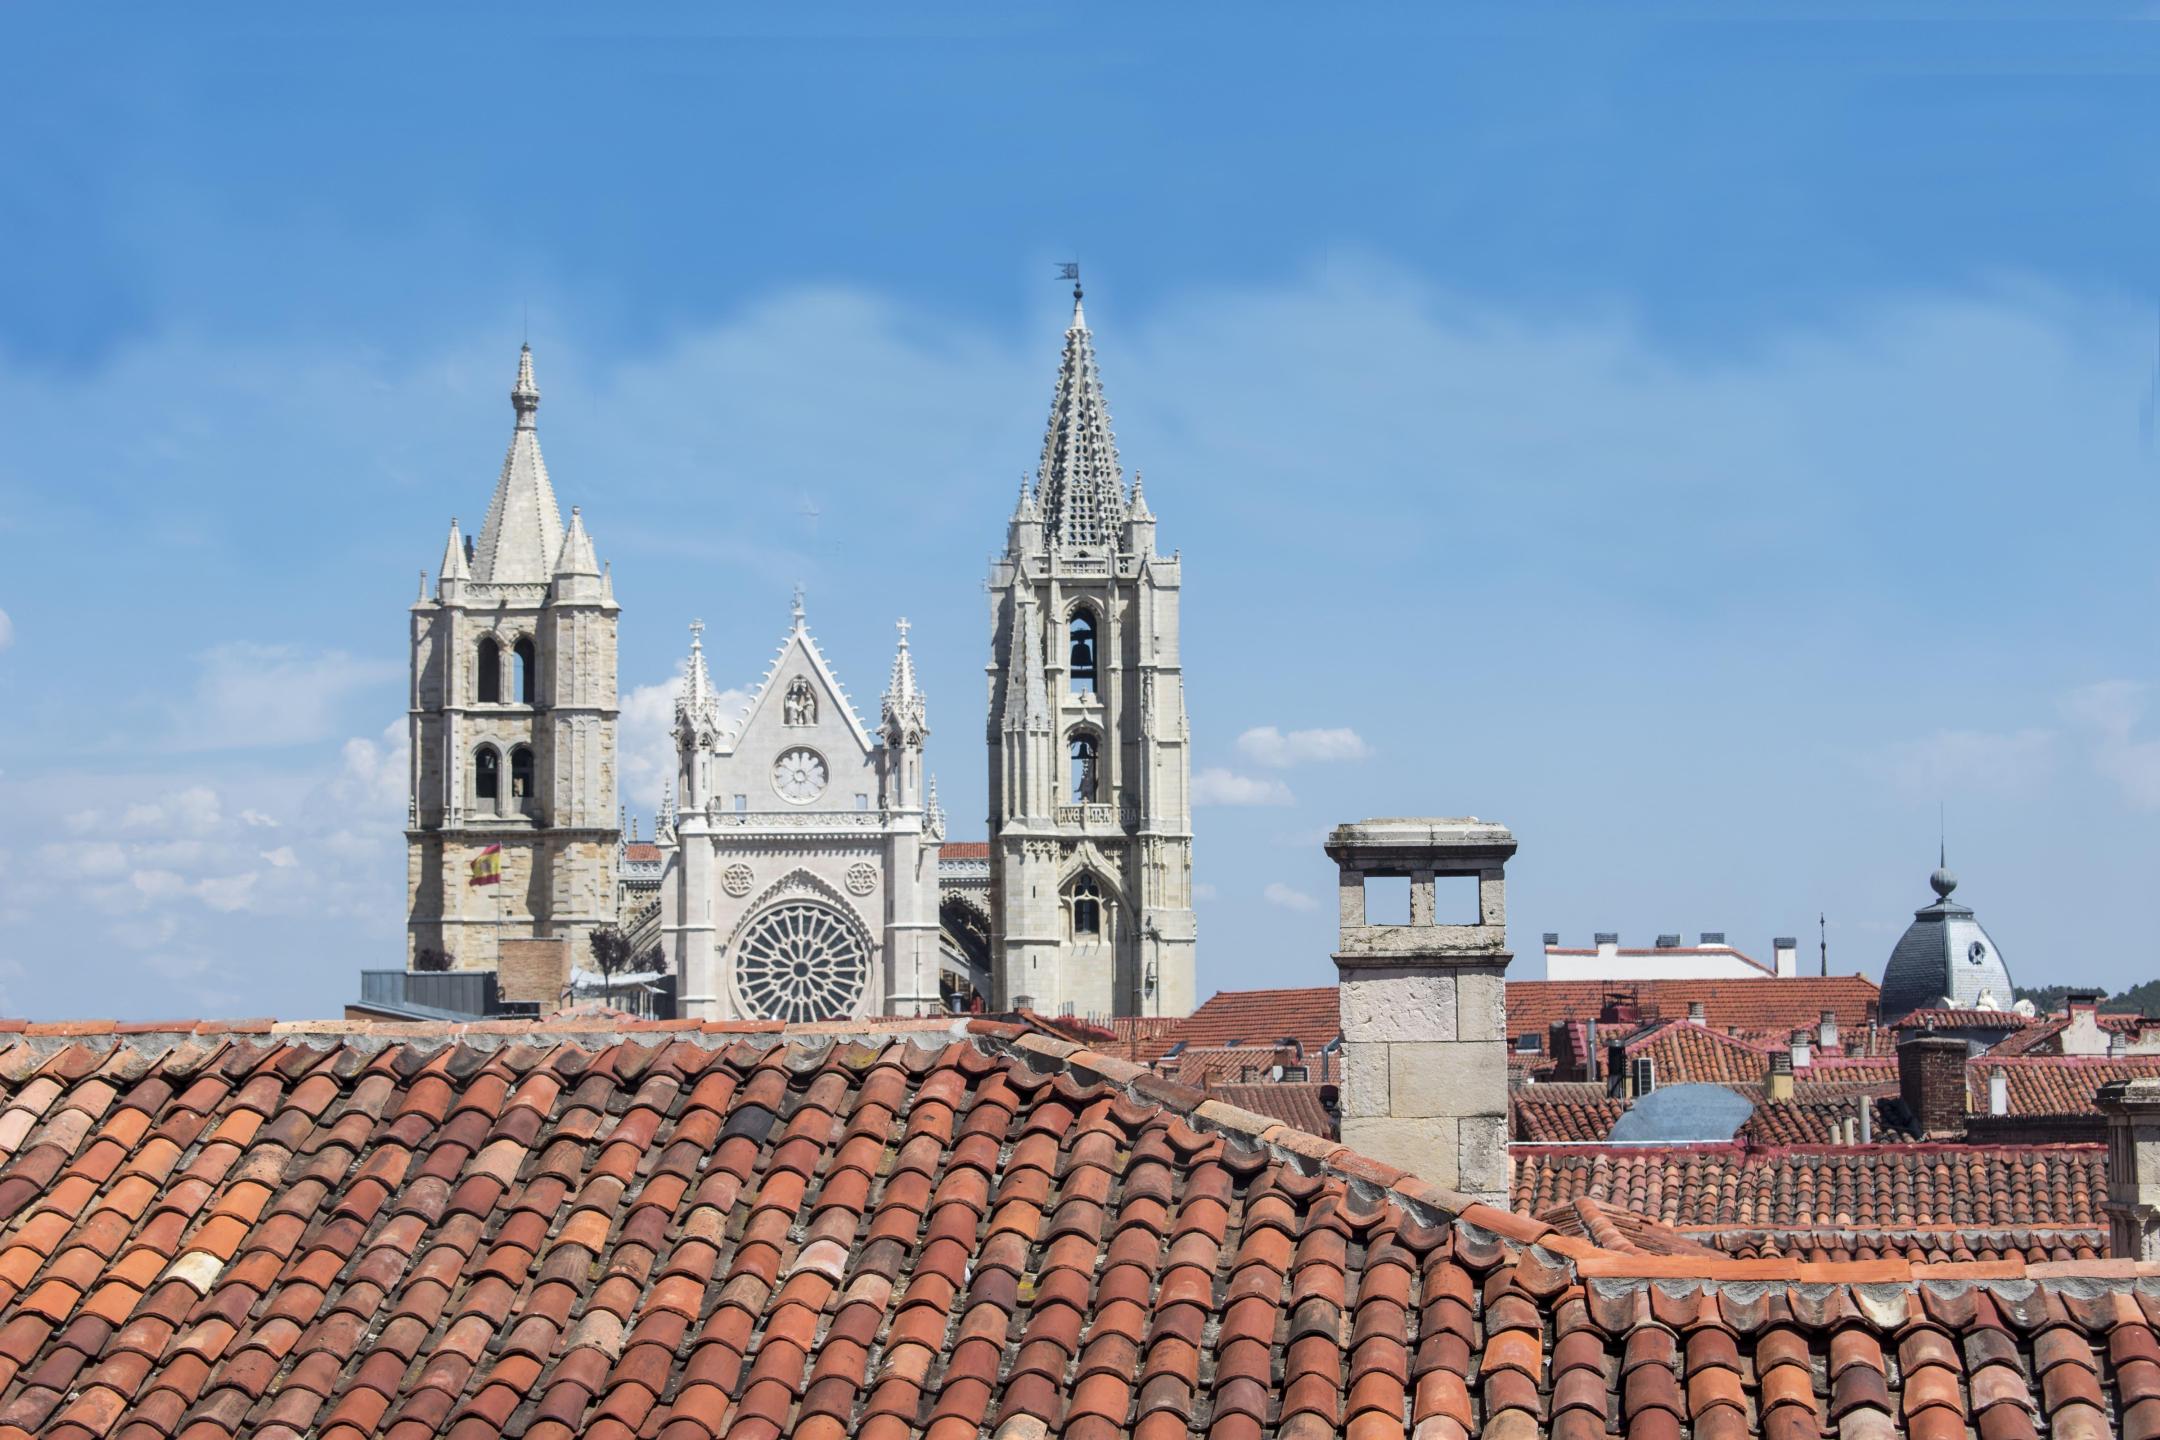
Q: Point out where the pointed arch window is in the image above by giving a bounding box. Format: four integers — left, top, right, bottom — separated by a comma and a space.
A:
1070, 874, 1103, 938
514, 637, 536, 705
1070, 731, 1100, 804
1069, 611, 1097, 694
473, 746, 501, 806
476, 637, 502, 704
510, 745, 536, 811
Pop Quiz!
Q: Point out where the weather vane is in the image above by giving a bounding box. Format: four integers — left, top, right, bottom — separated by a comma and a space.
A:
1057, 261, 1081, 299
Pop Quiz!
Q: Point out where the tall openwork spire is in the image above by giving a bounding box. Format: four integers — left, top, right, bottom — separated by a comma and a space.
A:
473, 343, 566, 584
1036, 286, 1127, 553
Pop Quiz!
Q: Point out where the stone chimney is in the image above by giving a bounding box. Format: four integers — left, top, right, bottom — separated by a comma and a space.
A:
1687, 1001, 1706, 1024
1765, 1050, 1794, 1102
1817, 1009, 1839, 1054
1898, 1033, 1968, 1138
2062, 989, 2107, 1057
1772, 936, 1798, 977
1988, 1069, 2008, 1117
2098, 1077, 2160, 1260
1328, 817, 1516, 1204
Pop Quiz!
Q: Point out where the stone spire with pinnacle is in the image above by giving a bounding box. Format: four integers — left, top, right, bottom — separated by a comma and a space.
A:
437, 517, 470, 588
472, 344, 566, 584
1036, 281, 1127, 552
674, 619, 723, 743
882, 617, 928, 742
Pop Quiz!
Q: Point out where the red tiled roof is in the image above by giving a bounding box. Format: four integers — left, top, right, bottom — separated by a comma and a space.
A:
940, 841, 991, 860
1622, 1020, 1774, 1086
0, 1016, 2149, 1440
1512, 1140, 2107, 1232
1510, 1084, 1626, 1142
1164, 1045, 1315, 1088
1968, 1055, 2160, 1115
1739, 1094, 1899, 1145
1209, 1081, 1336, 1137
1157, 974, 1881, 1065
1532, 1196, 1726, 1257
620, 842, 663, 863
1139, 985, 1343, 1060
1506, 975, 1881, 1042
1988, 1010, 2148, 1057
1894, 1007, 2032, 1031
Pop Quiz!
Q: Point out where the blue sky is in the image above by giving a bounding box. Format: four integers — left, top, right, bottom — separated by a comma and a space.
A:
2, 5, 2159, 1018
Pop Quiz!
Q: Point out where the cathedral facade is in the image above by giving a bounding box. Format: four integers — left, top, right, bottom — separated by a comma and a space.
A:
405, 346, 622, 972
985, 286, 1198, 1019
658, 600, 945, 1021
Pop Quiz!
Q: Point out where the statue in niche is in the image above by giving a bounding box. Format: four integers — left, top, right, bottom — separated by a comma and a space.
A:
784, 677, 816, 726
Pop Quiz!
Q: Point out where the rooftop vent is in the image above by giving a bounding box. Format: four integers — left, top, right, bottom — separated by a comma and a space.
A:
1542, 932, 1560, 946
1656, 934, 1682, 949
1594, 932, 1620, 946
1699, 932, 1726, 945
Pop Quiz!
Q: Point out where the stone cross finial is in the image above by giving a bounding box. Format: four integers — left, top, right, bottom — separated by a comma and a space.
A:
896, 617, 910, 643
688, 618, 704, 648
791, 584, 806, 628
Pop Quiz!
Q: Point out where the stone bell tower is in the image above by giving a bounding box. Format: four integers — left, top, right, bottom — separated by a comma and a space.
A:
985, 281, 1196, 1020
406, 345, 621, 977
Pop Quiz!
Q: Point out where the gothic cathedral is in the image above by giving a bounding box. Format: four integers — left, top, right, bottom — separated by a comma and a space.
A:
986, 285, 1197, 1018
405, 346, 622, 974
659, 600, 944, 1022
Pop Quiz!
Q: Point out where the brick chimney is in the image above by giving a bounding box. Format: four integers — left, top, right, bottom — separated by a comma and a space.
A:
2097, 1077, 2160, 1260
1328, 817, 1517, 1204
1898, 1033, 1968, 1138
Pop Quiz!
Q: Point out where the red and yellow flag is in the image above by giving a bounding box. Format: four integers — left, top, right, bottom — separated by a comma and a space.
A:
468, 844, 503, 887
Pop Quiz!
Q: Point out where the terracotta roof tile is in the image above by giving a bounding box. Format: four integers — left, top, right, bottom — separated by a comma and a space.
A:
1969, 1056, 2160, 1116
0, 1015, 2138, 1440
1143, 976, 1882, 1062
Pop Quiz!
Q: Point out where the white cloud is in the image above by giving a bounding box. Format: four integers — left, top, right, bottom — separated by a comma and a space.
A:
117, 787, 223, 836
129, 869, 189, 901
1192, 768, 1295, 806
0, 609, 13, 651
193, 873, 259, 913
327, 720, 408, 816
164, 643, 401, 752
239, 809, 280, 828
1192, 882, 1218, 902
36, 841, 127, 879
1874, 728, 2057, 795
2065, 681, 2160, 809
261, 846, 298, 868
1235, 726, 1372, 768
1263, 882, 1319, 912
619, 674, 750, 815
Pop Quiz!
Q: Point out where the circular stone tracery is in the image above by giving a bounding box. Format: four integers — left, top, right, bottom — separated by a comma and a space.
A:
732, 900, 869, 1023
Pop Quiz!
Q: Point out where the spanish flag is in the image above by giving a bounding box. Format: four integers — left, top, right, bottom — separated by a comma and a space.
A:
468, 844, 503, 887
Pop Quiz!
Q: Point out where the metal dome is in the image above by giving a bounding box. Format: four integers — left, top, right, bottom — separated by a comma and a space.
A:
1879, 860, 2014, 1023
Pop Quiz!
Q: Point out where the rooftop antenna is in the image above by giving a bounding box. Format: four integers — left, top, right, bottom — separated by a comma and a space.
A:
1819, 912, 1828, 977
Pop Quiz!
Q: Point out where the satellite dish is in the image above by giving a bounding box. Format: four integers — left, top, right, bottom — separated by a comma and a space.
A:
1607, 1083, 1755, 1144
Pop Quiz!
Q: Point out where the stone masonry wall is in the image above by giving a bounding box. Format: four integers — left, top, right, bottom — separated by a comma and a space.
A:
1338, 959, 1509, 1198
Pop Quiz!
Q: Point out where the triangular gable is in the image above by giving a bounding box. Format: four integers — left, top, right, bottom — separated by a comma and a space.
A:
716, 615, 876, 757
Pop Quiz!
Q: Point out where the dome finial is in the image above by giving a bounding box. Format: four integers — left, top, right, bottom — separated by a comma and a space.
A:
1929, 862, 1958, 900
